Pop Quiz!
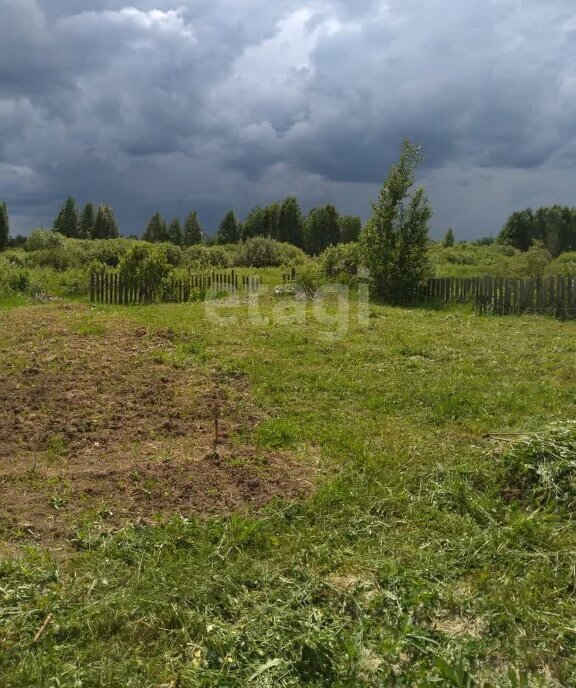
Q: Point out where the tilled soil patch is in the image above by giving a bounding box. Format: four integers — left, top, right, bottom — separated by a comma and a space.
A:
0, 305, 313, 545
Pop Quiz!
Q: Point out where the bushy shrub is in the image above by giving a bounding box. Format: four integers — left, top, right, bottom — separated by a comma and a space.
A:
1, 250, 26, 267
233, 237, 284, 267
232, 238, 307, 268
0, 257, 90, 299
0, 258, 23, 296
522, 241, 552, 280
66, 237, 149, 268
26, 267, 68, 297
24, 235, 162, 271
72, 238, 133, 267
295, 264, 324, 297
274, 242, 308, 266
320, 242, 360, 283
182, 245, 230, 269
24, 245, 84, 271
429, 243, 527, 278
547, 252, 576, 277
161, 242, 183, 267
25, 230, 66, 252
118, 244, 173, 284
58, 267, 91, 296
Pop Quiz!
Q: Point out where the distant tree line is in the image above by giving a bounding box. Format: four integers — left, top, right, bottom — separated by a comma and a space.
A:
52, 197, 120, 240
3, 191, 575, 264
143, 211, 203, 246
499, 206, 576, 256
141, 197, 361, 255
208, 198, 361, 254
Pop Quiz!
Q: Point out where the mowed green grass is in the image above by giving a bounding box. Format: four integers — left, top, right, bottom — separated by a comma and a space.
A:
1, 295, 576, 687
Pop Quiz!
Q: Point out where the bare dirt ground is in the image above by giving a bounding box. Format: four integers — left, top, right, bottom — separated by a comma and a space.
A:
0, 304, 312, 546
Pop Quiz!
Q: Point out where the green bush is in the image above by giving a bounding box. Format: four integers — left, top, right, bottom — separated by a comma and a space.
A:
274, 242, 308, 266
66, 237, 157, 268
118, 244, 173, 284
0, 257, 83, 300
117, 244, 178, 303
233, 237, 284, 267
2, 250, 26, 267
232, 238, 307, 268
24, 229, 65, 252
24, 234, 167, 271
320, 242, 360, 283
69, 238, 134, 267
182, 244, 230, 269
0, 259, 21, 296
295, 264, 324, 297
24, 245, 84, 271
429, 243, 527, 278
547, 252, 576, 277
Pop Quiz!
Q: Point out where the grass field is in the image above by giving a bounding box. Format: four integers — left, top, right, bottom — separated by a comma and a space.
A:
1, 293, 575, 686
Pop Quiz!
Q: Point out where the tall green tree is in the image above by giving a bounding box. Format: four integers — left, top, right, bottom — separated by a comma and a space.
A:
241, 206, 267, 240
143, 212, 167, 243
442, 228, 455, 247
263, 201, 281, 239
92, 205, 119, 239
360, 139, 432, 301
167, 217, 183, 245
53, 197, 79, 237
499, 209, 535, 252
0, 201, 9, 251
304, 208, 323, 255
339, 215, 361, 244
216, 210, 240, 244
79, 202, 95, 239
322, 204, 340, 247
304, 205, 340, 255
183, 211, 203, 246
278, 197, 304, 246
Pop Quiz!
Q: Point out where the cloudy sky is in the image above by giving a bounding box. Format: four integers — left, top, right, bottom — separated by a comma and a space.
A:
1, 0, 575, 239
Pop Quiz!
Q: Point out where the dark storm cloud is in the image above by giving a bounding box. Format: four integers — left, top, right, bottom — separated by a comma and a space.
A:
1, 0, 575, 237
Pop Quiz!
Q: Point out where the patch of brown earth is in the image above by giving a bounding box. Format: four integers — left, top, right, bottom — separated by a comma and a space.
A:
0, 304, 313, 545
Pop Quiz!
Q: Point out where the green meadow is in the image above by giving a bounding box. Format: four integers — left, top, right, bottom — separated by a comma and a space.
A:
1, 293, 575, 687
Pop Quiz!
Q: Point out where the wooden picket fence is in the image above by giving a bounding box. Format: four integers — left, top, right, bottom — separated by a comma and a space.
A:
90, 267, 297, 305
417, 275, 576, 318
90, 269, 575, 318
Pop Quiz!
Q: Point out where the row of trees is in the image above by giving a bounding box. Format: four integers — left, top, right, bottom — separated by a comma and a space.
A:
499, 206, 576, 256
143, 211, 203, 246
212, 200, 361, 254
140, 198, 361, 255
53, 198, 119, 239
0, 197, 362, 257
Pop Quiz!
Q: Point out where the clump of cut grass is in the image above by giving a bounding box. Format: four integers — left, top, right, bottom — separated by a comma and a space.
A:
503, 421, 576, 506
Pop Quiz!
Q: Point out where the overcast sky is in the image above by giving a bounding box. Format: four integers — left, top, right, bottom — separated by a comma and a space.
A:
1, 0, 575, 239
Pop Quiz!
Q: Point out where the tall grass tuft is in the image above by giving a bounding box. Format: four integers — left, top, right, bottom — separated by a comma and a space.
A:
504, 421, 576, 506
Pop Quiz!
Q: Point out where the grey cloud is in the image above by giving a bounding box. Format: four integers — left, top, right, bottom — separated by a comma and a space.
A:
1, 0, 575, 239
